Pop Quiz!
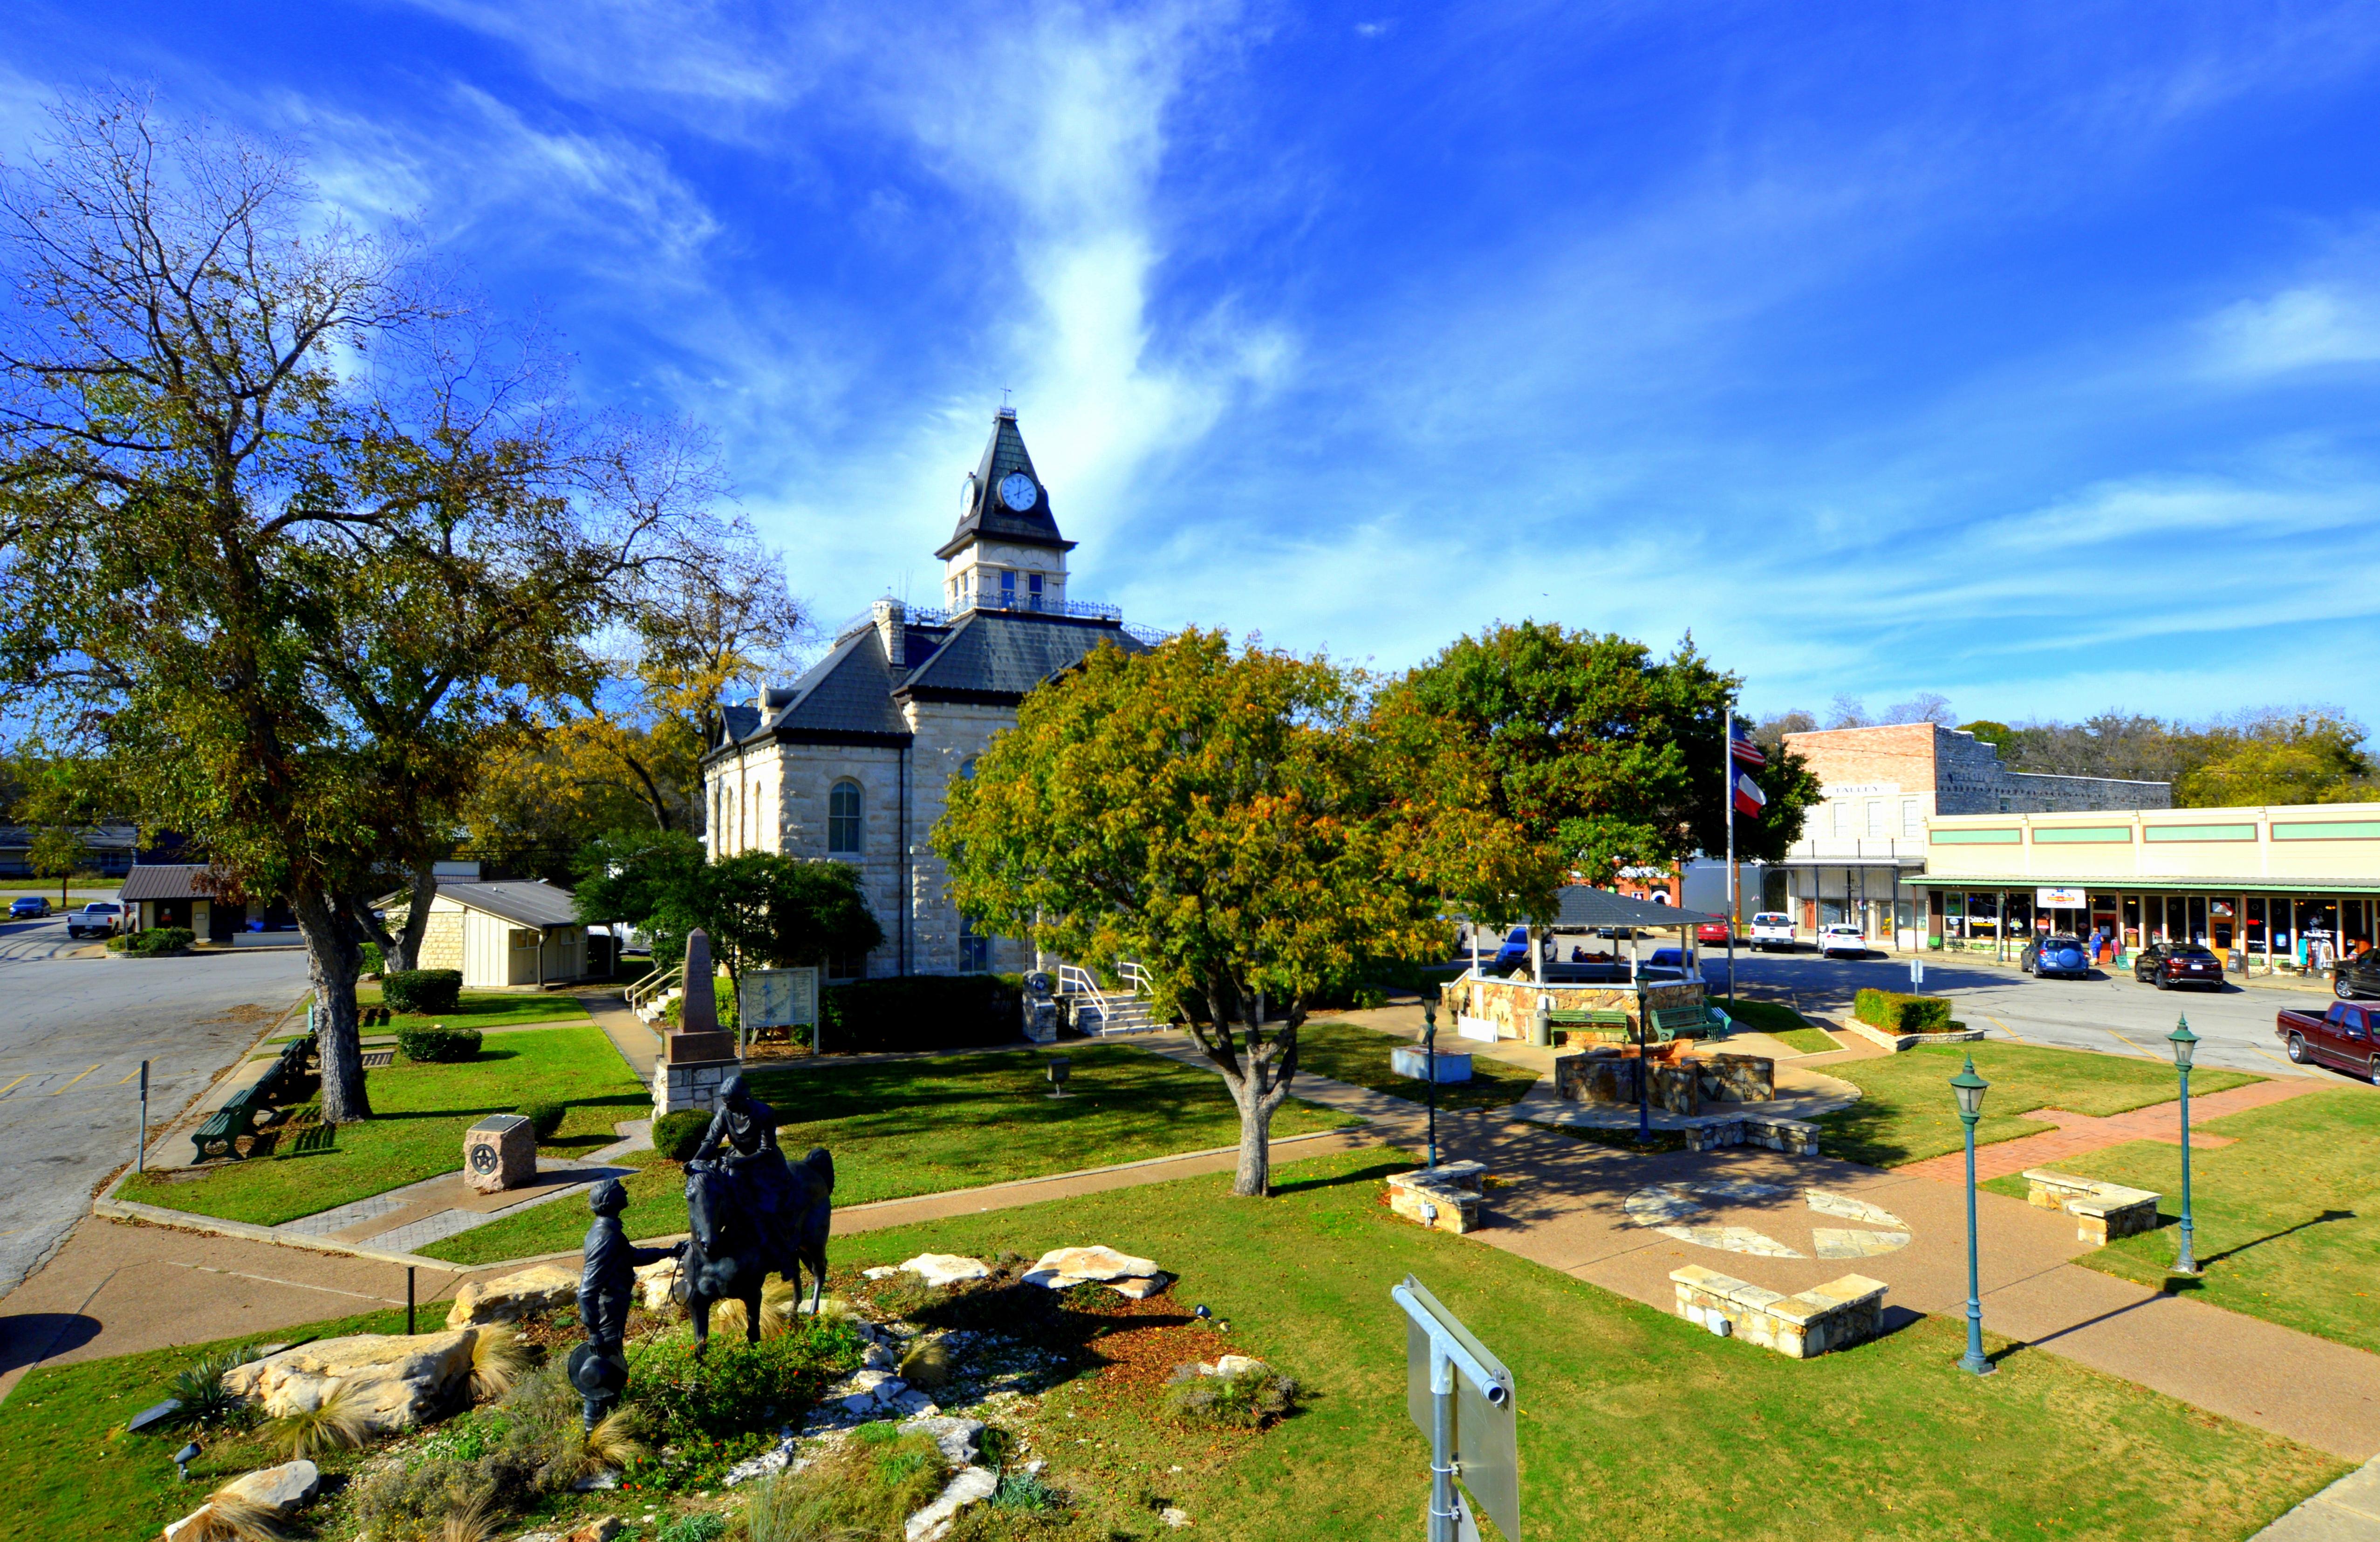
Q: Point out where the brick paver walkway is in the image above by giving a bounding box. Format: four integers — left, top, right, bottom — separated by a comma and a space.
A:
1899, 1076, 2321, 1183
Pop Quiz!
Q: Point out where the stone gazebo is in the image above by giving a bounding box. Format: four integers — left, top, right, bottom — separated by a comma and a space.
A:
1443, 887, 1724, 1043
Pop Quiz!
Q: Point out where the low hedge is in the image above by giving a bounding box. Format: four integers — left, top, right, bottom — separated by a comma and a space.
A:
383, 968, 462, 1014
819, 974, 1024, 1053
518, 1099, 567, 1139
654, 1108, 711, 1161
1853, 987, 1955, 1032
396, 1024, 483, 1063
120, 926, 195, 956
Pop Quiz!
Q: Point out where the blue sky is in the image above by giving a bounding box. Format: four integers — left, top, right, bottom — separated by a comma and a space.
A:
9, 1, 2380, 726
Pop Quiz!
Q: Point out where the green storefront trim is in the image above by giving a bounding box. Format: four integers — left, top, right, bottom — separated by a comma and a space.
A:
2272, 821, 2380, 840
2143, 824, 2257, 842
2031, 826, 2132, 844
1903, 874, 2380, 893
1931, 828, 2021, 845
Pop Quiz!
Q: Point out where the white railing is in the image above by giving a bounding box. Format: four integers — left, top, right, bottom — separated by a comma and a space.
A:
1116, 960, 1152, 995
627, 961, 683, 1013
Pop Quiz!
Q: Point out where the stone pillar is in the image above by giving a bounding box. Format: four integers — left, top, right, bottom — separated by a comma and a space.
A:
653, 928, 741, 1119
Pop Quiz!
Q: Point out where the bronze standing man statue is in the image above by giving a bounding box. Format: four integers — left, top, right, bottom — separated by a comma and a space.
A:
570, 1178, 679, 1429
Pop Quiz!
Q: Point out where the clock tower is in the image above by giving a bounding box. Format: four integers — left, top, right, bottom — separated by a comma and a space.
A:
938, 406, 1076, 613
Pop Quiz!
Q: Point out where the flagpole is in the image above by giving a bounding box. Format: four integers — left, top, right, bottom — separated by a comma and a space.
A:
1724, 698, 1737, 1009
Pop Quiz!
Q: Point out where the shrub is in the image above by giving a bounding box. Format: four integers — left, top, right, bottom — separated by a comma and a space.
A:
123, 926, 196, 956
155, 1344, 264, 1431
349, 1368, 584, 1541
383, 968, 463, 1014
1853, 988, 1954, 1032
629, 1317, 864, 1446
517, 1100, 567, 1140
739, 1427, 950, 1542
396, 1025, 483, 1063
819, 974, 1023, 1053
656, 1516, 728, 1542
653, 1109, 711, 1161
360, 940, 385, 976
1162, 1363, 1301, 1429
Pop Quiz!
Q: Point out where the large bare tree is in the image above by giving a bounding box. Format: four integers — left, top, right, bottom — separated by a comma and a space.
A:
0, 93, 728, 1121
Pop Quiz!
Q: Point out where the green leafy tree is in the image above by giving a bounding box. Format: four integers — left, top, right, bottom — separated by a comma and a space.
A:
935, 630, 1518, 1196
1385, 622, 1822, 965
2176, 713, 2375, 807
0, 95, 725, 1120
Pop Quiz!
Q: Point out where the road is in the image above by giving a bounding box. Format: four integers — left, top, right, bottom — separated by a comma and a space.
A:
0, 922, 310, 1297
1707, 947, 2333, 1080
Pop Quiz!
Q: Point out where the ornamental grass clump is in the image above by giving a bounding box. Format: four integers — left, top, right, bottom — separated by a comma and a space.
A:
1162, 1362, 1301, 1430
739, 1424, 951, 1542
468, 1321, 530, 1401
260, 1384, 369, 1460
171, 1491, 287, 1542
159, 1344, 265, 1431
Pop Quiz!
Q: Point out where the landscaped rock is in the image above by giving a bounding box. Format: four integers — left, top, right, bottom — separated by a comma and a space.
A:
635, 1254, 682, 1310
899, 1414, 987, 1467
219, 1457, 320, 1512
564, 1518, 624, 1542
445, 1263, 580, 1328
1023, 1245, 1161, 1289
898, 1253, 993, 1288
1106, 1272, 1173, 1300
220, 1330, 478, 1434
905, 1466, 1000, 1542
1208, 1354, 1270, 1378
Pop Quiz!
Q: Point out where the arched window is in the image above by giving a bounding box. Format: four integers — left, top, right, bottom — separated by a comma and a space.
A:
827, 780, 863, 855
960, 756, 978, 780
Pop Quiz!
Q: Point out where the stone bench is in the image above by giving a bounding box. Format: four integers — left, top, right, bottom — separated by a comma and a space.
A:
2023, 1169, 2161, 1245
1681, 1113, 1822, 1157
1670, 1265, 1888, 1358
1386, 1162, 1488, 1236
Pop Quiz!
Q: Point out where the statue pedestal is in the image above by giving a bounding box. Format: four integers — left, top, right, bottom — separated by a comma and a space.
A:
652, 1029, 742, 1119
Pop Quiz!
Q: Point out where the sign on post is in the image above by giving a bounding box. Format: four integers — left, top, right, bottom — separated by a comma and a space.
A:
1395, 1275, 1518, 1542
737, 968, 820, 1056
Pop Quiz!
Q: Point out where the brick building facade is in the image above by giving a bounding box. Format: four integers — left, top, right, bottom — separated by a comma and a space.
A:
701, 409, 1153, 979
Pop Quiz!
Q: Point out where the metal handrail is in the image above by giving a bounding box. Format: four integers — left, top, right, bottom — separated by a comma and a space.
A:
626, 961, 683, 1012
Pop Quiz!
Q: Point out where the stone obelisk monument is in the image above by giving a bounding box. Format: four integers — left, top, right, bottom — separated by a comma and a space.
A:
652, 928, 743, 1118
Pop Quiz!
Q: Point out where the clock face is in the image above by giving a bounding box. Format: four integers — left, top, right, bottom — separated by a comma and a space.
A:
999, 472, 1038, 512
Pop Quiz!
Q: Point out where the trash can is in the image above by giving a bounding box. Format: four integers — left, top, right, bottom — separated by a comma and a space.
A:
1530, 1000, 1552, 1048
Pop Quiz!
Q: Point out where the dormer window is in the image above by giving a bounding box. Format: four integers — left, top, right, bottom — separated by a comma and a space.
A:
1028, 573, 1044, 610
999, 570, 1016, 607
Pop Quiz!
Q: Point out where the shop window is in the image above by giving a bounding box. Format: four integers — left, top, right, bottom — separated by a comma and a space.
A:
828, 780, 863, 855
2122, 894, 2140, 948
2245, 897, 2268, 955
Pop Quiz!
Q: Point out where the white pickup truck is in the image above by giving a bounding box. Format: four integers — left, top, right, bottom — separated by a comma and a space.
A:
66, 901, 123, 939
1748, 912, 1797, 952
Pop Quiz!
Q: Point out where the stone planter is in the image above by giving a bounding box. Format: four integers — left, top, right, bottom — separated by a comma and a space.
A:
1837, 1017, 1988, 1053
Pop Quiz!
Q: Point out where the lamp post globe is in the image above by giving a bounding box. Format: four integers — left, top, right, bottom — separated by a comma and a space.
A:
1951, 1056, 1993, 1375
2169, 1016, 2202, 1277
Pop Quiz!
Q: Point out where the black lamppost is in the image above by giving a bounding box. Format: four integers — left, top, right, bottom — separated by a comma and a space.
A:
1631, 949, 1653, 1144
1950, 1055, 1993, 1376
2168, 1016, 2201, 1277
1421, 999, 1440, 1173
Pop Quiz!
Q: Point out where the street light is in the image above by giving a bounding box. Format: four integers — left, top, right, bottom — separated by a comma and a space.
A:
2168, 1017, 2201, 1278
1950, 1055, 1994, 1376
1421, 1000, 1440, 1173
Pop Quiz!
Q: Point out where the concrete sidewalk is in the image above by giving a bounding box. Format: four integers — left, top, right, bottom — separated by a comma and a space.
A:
2255, 1454, 2380, 1539
1898, 1075, 2322, 1183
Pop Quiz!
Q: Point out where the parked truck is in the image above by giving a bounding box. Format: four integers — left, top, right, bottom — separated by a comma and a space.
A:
2276, 1001, 2380, 1084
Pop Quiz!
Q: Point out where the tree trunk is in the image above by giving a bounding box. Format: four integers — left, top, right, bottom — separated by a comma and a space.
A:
391, 859, 437, 972
294, 888, 374, 1123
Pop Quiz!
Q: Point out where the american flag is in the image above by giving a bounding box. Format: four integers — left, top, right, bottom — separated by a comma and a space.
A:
1730, 719, 1766, 767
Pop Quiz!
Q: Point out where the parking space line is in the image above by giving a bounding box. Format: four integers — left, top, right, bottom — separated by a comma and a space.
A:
115, 1067, 142, 1084
48, 1064, 100, 1095
1985, 1014, 2021, 1040
2104, 1029, 2154, 1055
0, 1074, 26, 1098
2250, 1045, 2298, 1068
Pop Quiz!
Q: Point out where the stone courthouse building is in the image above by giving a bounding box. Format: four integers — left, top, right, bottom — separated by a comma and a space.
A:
701, 408, 1154, 980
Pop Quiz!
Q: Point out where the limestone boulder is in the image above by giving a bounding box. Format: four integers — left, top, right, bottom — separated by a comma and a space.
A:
220, 1330, 477, 1434
635, 1254, 683, 1310
898, 1253, 992, 1288
906, 1466, 999, 1542
447, 1264, 580, 1328
1023, 1245, 1160, 1288
220, 1458, 320, 1512
899, 1414, 987, 1467
1106, 1273, 1172, 1300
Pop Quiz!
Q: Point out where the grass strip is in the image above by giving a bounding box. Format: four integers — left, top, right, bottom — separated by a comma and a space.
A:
1983, 1085, 2380, 1355
421, 1043, 1354, 1265
116, 1025, 646, 1225
1291, 1019, 1543, 1112
1813, 1040, 2261, 1167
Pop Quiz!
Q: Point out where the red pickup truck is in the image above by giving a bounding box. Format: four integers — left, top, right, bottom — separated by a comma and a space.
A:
2277, 1002, 2380, 1083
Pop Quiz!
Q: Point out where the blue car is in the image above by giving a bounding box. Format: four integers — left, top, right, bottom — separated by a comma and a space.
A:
2023, 934, 2091, 980
1492, 926, 1532, 971
9, 895, 51, 919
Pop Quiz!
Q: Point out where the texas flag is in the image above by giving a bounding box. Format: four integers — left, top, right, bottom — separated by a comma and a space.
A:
1733, 769, 1768, 819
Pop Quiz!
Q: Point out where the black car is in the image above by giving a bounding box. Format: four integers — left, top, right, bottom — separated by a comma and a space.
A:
2022, 934, 2092, 980
2333, 949, 2380, 1000
2134, 941, 2224, 990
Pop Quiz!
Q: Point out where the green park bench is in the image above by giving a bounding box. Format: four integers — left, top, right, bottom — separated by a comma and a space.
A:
1546, 1007, 1631, 1045
189, 1032, 320, 1162
1649, 1004, 1734, 1043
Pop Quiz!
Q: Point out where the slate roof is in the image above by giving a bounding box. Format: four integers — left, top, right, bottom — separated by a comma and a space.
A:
1553, 886, 1725, 930
711, 609, 1147, 759
936, 409, 1075, 559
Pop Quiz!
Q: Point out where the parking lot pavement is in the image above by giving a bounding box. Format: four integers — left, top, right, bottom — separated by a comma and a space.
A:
0, 913, 94, 964
1710, 948, 2339, 1081
0, 947, 310, 1298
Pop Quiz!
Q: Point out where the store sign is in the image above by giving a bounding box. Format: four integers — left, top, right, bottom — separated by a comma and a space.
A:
2036, 886, 2087, 907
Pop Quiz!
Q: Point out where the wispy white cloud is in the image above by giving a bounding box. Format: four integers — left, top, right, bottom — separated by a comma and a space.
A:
2203, 285, 2380, 377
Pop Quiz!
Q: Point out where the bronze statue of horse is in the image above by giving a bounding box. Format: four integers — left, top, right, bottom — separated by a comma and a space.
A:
678, 1146, 834, 1357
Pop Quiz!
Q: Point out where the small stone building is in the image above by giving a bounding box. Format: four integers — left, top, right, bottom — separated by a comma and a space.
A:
703, 407, 1157, 979
392, 880, 589, 989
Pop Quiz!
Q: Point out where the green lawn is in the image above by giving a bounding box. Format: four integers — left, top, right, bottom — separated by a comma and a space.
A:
1293, 1019, 1544, 1112
1983, 1086, 2380, 1355
117, 1025, 646, 1225
420, 1044, 1356, 1265
1711, 996, 1837, 1054
1814, 1041, 2262, 1168
0, 1306, 411, 1538
830, 1145, 2341, 1540
359, 983, 597, 1031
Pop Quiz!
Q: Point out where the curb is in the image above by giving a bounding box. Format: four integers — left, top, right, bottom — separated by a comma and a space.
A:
1836, 1017, 1989, 1053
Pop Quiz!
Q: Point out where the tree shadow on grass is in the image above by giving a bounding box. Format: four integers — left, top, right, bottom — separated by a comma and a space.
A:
2152, 1208, 2356, 1281
1268, 1160, 1409, 1197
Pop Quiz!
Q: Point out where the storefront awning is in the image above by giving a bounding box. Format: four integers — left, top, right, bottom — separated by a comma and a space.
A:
1903, 873, 2380, 893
